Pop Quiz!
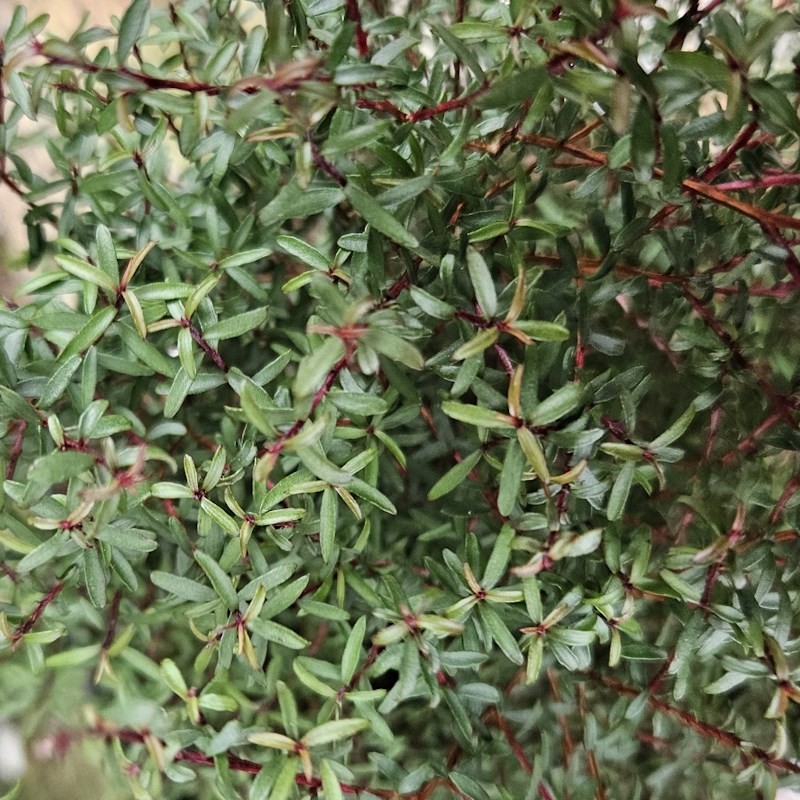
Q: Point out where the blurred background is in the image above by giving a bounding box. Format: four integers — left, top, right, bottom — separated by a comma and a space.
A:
0, 1, 131, 297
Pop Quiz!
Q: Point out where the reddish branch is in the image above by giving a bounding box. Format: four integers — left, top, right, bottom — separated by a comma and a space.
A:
406, 80, 490, 123
102, 591, 123, 651
483, 707, 533, 774
5, 419, 27, 479
710, 173, 800, 192
258, 355, 348, 459
591, 672, 800, 775
11, 581, 64, 648
35, 45, 320, 97
771, 474, 800, 524
307, 133, 348, 187
722, 411, 784, 465
682, 290, 797, 424
345, 0, 370, 57
510, 133, 800, 233
357, 80, 490, 124
183, 319, 228, 372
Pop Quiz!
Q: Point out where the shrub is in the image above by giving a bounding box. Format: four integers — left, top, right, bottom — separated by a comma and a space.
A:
1, 1, 800, 798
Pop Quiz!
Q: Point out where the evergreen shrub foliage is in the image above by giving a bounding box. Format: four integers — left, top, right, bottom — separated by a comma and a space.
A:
1, 1, 800, 798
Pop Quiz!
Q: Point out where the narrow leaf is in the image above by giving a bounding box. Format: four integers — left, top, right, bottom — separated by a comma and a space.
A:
345, 183, 418, 249
194, 550, 239, 609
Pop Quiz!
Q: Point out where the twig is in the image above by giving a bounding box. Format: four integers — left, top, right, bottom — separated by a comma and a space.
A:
11, 581, 64, 649
590, 671, 800, 775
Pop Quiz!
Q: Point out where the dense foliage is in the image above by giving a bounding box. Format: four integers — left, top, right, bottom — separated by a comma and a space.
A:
2, 1, 800, 798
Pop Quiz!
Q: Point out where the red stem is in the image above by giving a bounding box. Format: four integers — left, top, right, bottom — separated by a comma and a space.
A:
345, 0, 370, 57
6, 419, 27, 479
184, 319, 228, 372
11, 581, 64, 648
591, 672, 800, 775
711, 173, 800, 192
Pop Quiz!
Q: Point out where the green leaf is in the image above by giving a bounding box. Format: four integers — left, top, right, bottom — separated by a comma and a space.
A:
178, 327, 196, 380
117, 323, 177, 377
453, 327, 499, 361
630, 100, 655, 181
341, 616, 366, 684
704, 671, 750, 695
409, 286, 454, 319
346, 477, 396, 514
466, 248, 497, 318
218, 247, 272, 270
7, 70, 34, 119
427, 450, 482, 501
361, 329, 425, 370
249, 619, 310, 650
649, 403, 696, 449
620, 642, 666, 662
482, 524, 514, 589
151, 571, 218, 602
293, 659, 337, 698
203, 308, 267, 341
260, 182, 345, 224
95, 225, 119, 284
83, 547, 107, 609
497, 440, 525, 517
659, 569, 701, 603
38, 354, 82, 408
750, 80, 800, 136
431, 22, 485, 79
277, 235, 329, 271
516, 427, 549, 483
164, 368, 193, 419
194, 551, 239, 609
28, 451, 95, 485
118, 0, 150, 62
607, 461, 635, 522
469, 220, 511, 243
200, 498, 240, 537
320, 486, 338, 563
17, 534, 73, 574
441, 401, 514, 430
513, 320, 570, 341
477, 604, 523, 665
55, 254, 116, 292
297, 446, 353, 485
160, 658, 189, 698
345, 183, 419, 249
97, 527, 157, 553
477, 67, 545, 109
59, 306, 117, 363
302, 718, 369, 748
320, 760, 344, 800
528, 383, 582, 427
328, 391, 388, 417
377, 174, 434, 208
